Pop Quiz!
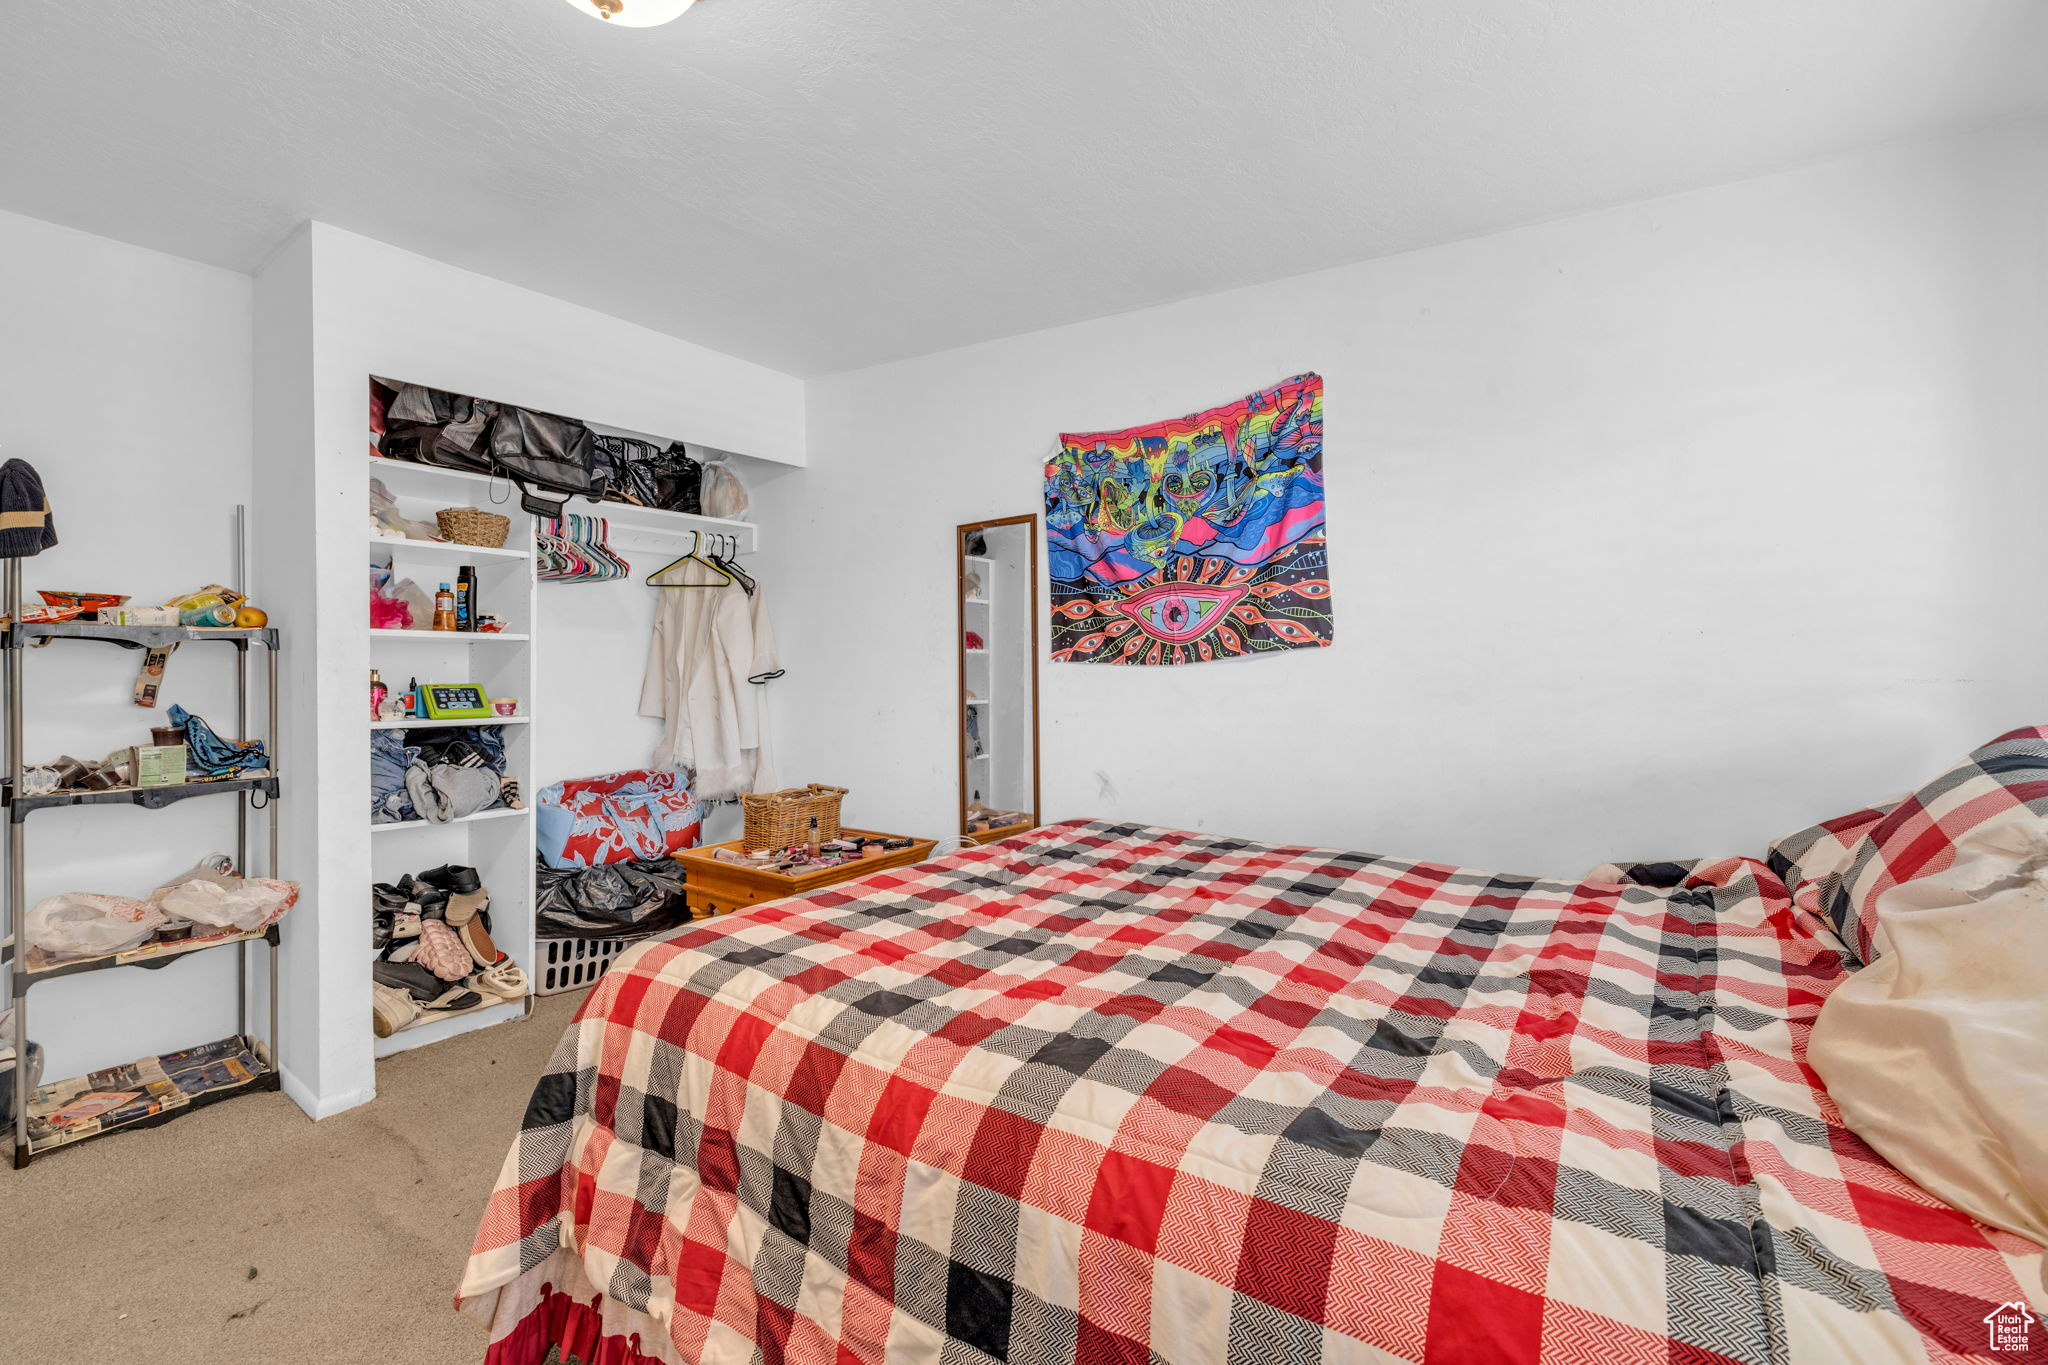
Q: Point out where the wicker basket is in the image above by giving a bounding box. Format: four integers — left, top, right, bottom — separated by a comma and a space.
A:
740, 784, 848, 853
436, 506, 510, 548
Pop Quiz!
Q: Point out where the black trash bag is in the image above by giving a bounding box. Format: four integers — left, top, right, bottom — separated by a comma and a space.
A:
597, 436, 702, 514
536, 856, 691, 939
490, 407, 603, 516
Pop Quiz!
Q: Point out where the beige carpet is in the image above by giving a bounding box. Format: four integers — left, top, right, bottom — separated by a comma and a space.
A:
0, 991, 583, 1365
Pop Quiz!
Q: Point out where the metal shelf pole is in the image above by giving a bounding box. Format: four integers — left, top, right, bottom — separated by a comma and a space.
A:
7, 558, 27, 1162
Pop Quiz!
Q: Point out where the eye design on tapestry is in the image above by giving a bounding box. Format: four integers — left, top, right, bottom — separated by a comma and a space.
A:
1045, 372, 1333, 666
1115, 582, 1249, 644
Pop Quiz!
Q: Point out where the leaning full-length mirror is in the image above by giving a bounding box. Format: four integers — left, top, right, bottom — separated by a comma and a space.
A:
957, 515, 1040, 842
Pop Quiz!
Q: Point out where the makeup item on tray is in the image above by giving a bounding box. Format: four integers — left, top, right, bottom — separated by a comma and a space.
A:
432, 584, 457, 632
454, 566, 477, 632
804, 816, 821, 860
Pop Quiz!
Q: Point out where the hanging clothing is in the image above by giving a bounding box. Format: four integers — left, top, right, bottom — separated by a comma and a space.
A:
638, 559, 781, 801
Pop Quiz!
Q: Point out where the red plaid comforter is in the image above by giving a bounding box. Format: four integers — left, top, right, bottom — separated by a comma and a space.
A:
458, 821, 2044, 1364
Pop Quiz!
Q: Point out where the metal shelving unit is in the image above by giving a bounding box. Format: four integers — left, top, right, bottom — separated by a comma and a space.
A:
2, 563, 283, 1168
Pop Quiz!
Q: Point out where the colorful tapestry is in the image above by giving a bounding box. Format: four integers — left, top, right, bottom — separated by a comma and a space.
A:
1044, 373, 1331, 665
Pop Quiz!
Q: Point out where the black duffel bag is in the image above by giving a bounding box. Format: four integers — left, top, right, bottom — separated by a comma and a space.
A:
378, 384, 497, 475
489, 407, 605, 516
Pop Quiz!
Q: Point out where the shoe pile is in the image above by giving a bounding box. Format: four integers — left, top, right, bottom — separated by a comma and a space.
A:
370, 864, 528, 1037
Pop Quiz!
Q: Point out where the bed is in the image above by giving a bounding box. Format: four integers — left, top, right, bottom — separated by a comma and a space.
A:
457, 817, 2043, 1364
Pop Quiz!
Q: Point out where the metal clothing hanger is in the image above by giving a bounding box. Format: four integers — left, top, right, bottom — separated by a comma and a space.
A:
646, 530, 733, 588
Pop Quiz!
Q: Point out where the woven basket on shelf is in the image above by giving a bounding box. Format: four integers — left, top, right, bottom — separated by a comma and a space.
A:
436, 506, 510, 548
740, 784, 848, 853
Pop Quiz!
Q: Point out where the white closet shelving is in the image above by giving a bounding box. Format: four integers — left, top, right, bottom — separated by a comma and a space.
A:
368, 455, 539, 1057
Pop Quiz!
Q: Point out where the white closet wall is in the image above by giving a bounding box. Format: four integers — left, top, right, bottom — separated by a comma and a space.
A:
0, 209, 256, 1083
254, 223, 805, 1119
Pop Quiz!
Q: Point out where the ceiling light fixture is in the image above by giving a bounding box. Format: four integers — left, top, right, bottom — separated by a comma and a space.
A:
559, 0, 697, 26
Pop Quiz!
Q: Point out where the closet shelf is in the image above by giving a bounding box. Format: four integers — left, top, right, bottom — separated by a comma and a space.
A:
5, 774, 278, 819
367, 454, 759, 551
18, 1035, 278, 1159
965, 698, 990, 705
369, 716, 530, 731
370, 628, 531, 643
374, 997, 526, 1059
964, 648, 988, 655
8, 924, 277, 985
5, 622, 278, 652
963, 597, 990, 605
370, 807, 529, 833
370, 535, 531, 562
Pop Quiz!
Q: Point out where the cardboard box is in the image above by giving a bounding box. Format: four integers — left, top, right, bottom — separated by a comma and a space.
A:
132, 745, 188, 788
98, 606, 179, 627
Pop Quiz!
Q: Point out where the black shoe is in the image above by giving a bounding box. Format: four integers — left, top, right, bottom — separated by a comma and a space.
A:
372, 958, 445, 1003
416, 864, 483, 896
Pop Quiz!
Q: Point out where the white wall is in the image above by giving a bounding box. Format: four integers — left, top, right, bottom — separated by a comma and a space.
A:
255, 223, 801, 1117
769, 124, 2048, 877
0, 209, 257, 1082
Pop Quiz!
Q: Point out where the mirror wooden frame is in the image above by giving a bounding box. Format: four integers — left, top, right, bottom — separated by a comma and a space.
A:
956, 514, 1042, 842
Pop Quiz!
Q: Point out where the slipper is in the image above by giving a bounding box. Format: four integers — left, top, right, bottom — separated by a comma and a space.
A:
414, 918, 473, 981
469, 958, 527, 1002
456, 915, 500, 970
372, 982, 421, 1038
423, 986, 483, 1014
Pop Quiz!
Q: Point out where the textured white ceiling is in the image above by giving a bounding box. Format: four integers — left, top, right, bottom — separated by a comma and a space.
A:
4, 0, 2045, 375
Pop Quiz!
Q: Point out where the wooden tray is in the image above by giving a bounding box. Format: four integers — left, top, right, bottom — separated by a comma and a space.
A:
673, 828, 936, 918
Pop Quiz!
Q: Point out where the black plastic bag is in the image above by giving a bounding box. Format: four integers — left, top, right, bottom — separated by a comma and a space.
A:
536, 856, 691, 939
597, 436, 702, 514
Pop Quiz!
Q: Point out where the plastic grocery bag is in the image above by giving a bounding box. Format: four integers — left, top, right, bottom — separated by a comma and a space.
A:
699, 456, 749, 520
25, 893, 167, 959
156, 876, 300, 932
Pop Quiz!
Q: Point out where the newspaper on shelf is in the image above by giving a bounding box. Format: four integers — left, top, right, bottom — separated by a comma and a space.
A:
25, 1037, 265, 1150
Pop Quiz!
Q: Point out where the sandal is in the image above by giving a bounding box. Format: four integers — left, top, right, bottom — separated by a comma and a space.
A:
423, 986, 483, 1014
456, 915, 500, 969
469, 958, 527, 1002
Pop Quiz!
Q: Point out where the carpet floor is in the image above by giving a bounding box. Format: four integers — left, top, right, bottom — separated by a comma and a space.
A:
0, 991, 583, 1365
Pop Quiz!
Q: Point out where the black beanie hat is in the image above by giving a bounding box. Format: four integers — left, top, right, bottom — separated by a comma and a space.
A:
0, 459, 57, 559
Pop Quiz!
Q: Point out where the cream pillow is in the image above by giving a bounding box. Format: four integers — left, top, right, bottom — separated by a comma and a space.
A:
1810, 808, 2048, 1253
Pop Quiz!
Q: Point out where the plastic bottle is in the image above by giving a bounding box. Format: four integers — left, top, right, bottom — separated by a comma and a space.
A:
432, 583, 456, 632
369, 669, 387, 719
805, 816, 821, 860
454, 566, 477, 633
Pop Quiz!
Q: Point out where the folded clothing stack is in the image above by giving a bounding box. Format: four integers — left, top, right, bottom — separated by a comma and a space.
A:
370, 863, 527, 1036
371, 727, 519, 826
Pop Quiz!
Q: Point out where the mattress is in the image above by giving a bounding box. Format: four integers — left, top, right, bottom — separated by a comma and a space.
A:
457, 821, 2044, 1364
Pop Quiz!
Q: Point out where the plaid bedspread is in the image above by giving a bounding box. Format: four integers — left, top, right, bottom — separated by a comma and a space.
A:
458, 821, 2044, 1364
